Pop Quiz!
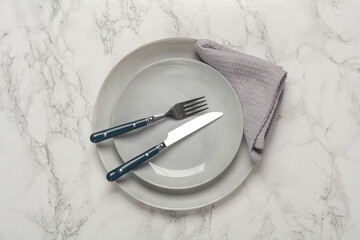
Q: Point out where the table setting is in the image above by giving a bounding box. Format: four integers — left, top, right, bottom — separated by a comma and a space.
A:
89, 37, 286, 210
1, 0, 359, 239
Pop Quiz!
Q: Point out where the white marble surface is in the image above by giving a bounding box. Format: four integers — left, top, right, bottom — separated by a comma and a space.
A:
1, 0, 360, 239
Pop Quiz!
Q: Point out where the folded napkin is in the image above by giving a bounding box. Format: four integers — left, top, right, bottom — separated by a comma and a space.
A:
195, 39, 287, 163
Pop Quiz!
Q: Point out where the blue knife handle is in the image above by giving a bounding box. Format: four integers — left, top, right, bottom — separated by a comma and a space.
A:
90, 118, 148, 143
106, 145, 160, 181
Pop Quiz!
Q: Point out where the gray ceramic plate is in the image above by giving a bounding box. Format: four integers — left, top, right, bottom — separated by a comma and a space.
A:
93, 38, 254, 210
112, 58, 243, 189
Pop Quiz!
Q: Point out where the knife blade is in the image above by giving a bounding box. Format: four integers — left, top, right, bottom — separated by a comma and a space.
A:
106, 112, 223, 181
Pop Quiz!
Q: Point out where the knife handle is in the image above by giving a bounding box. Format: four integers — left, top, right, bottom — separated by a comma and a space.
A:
90, 118, 148, 143
106, 145, 162, 181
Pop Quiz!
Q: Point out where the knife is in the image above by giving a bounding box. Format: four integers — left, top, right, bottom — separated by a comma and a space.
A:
106, 112, 223, 181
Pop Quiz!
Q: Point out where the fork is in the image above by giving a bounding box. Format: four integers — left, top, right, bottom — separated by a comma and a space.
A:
90, 96, 208, 143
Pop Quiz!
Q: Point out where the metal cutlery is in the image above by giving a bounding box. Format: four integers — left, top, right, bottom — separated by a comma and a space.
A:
106, 112, 223, 181
90, 96, 208, 143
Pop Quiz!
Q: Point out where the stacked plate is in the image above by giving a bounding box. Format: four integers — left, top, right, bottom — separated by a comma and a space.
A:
93, 38, 254, 210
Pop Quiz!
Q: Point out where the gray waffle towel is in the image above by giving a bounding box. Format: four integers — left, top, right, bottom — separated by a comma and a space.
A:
195, 39, 287, 163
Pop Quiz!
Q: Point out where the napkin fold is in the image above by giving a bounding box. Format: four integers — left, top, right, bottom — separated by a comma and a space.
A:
195, 39, 287, 163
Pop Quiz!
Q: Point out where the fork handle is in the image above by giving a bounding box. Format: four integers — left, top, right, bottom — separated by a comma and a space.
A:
90, 118, 148, 143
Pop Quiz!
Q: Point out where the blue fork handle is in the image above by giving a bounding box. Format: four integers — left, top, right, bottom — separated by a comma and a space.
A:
90, 118, 148, 143
106, 145, 160, 181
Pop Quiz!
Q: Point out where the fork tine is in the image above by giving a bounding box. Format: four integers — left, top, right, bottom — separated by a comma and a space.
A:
180, 96, 205, 105
186, 107, 209, 116
184, 100, 206, 109
185, 103, 207, 112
